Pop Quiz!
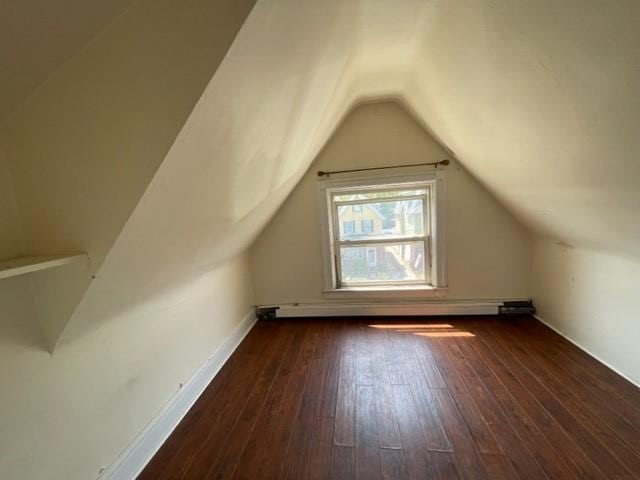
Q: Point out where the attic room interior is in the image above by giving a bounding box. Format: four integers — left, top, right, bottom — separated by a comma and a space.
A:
1, 0, 639, 479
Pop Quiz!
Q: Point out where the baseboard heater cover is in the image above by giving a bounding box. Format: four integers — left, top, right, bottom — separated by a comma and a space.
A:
257, 299, 533, 319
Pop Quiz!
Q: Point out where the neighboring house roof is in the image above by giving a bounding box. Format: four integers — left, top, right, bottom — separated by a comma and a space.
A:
364, 203, 386, 221
338, 203, 386, 221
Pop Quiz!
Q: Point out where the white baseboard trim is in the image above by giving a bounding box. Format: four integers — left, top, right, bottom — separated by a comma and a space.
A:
99, 309, 257, 480
275, 300, 511, 318
533, 314, 639, 389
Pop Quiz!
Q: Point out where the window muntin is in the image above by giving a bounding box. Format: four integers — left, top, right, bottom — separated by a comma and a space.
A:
330, 183, 431, 287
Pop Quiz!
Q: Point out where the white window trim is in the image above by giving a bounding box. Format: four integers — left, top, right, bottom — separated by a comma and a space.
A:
317, 170, 447, 297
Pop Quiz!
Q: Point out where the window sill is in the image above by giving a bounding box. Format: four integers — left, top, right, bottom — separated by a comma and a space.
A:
323, 285, 448, 300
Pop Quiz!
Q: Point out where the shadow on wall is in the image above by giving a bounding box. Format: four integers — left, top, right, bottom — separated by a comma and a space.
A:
0, 256, 92, 353
58, 34, 357, 347
531, 239, 640, 384
0, 276, 45, 351
29, 257, 93, 351
0, 0, 261, 354
2, 0, 363, 352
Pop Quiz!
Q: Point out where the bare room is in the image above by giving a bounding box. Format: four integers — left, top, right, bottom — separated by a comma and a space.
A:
0, 1, 638, 479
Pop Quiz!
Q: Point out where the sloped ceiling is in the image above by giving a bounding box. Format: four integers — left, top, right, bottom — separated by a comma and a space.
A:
125, 0, 639, 265
3, 0, 639, 343
0, 0, 137, 121
405, 0, 640, 259
65, 0, 640, 340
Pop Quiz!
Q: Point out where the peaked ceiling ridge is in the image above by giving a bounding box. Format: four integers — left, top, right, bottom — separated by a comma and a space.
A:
65, 0, 640, 346
6, 0, 640, 350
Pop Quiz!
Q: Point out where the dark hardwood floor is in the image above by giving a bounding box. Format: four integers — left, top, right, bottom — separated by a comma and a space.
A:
139, 316, 640, 479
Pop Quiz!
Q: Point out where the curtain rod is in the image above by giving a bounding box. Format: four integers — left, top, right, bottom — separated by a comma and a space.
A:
317, 159, 450, 177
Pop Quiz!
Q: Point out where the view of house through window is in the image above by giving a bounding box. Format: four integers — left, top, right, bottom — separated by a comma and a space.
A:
331, 185, 431, 287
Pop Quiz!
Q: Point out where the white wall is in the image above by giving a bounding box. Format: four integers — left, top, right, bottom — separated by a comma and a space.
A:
250, 102, 532, 305
0, 1, 360, 476
0, 253, 254, 480
531, 238, 640, 385
0, 0, 258, 478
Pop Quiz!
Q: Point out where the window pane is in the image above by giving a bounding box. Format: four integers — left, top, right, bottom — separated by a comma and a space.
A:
342, 220, 355, 235
336, 199, 424, 240
334, 188, 426, 202
339, 242, 425, 283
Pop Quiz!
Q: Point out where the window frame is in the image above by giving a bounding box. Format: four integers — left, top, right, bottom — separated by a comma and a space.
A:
317, 170, 447, 294
333, 190, 430, 287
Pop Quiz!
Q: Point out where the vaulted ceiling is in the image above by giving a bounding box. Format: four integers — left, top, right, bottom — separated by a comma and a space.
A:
153, 0, 640, 259
404, 0, 640, 259
2, 0, 639, 344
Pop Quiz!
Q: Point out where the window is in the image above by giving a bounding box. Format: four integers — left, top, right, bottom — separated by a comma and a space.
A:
318, 171, 446, 293
366, 247, 377, 266
342, 220, 355, 236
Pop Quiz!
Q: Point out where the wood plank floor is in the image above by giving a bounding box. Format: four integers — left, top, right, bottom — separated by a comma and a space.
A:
139, 316, 640, 480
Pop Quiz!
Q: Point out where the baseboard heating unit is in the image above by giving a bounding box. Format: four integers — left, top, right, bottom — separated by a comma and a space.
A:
256, 299, 534, 319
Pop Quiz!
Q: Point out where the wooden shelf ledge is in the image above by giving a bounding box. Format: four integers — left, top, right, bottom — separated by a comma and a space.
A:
0, 254, 88, 280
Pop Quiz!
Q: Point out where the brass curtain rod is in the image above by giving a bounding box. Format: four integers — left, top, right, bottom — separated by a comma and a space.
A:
317, 159, 450, 177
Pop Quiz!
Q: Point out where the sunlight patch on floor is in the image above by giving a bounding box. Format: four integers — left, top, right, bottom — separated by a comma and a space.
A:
368, 324, 454, 329
367, 323, 475, 337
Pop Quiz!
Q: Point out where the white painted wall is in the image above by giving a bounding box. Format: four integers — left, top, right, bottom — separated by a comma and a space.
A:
250, 102, 532, 305
531, 239, 640, 385
0, 253, 254, 480
0, 0, 258, 478
0, 1, 358, 476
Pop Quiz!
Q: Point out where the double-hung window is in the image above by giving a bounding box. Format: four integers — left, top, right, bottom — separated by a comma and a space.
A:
318, 171, 446, 293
